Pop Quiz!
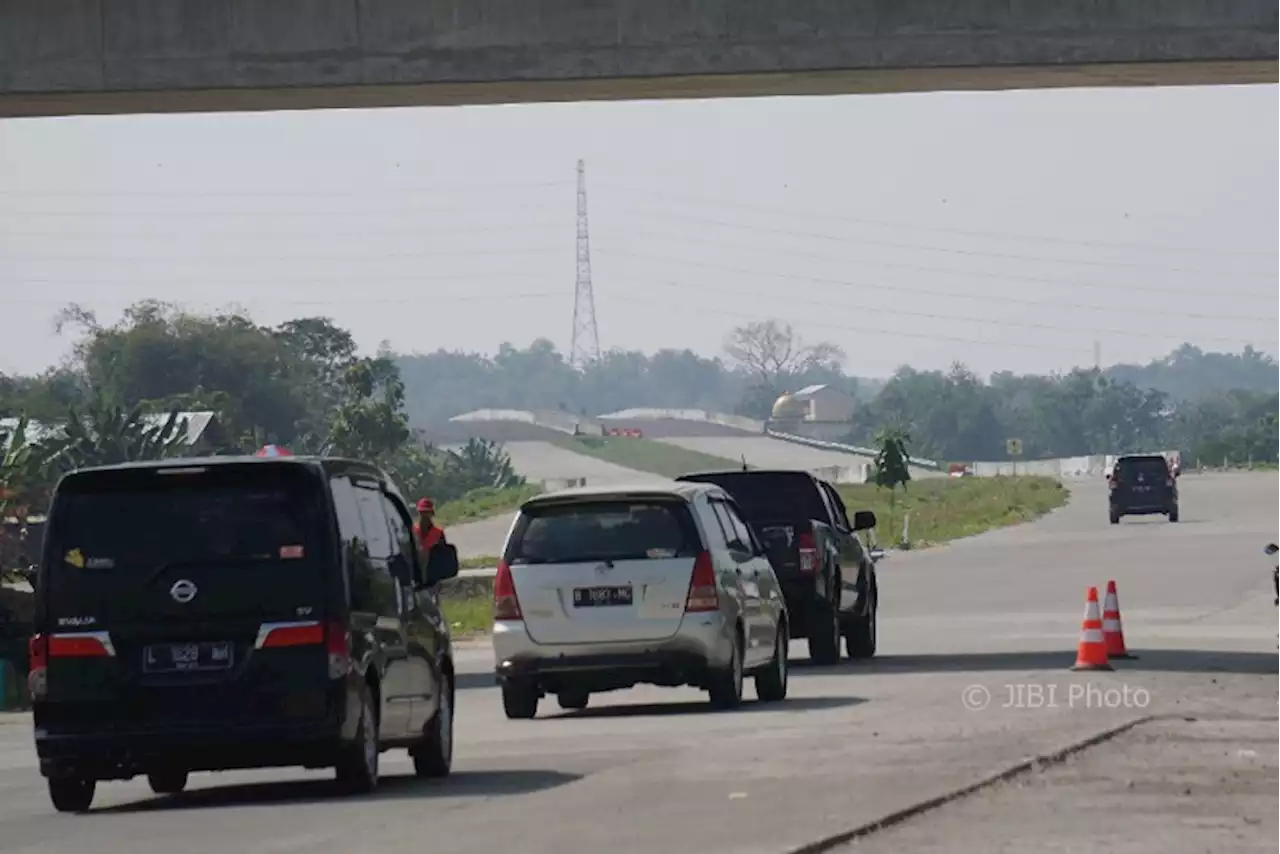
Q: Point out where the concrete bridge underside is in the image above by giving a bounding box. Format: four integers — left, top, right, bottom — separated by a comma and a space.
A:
0, 1, 1275, 119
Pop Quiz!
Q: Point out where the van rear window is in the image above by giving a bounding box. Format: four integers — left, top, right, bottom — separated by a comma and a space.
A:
45, 466, 324, 574
506, 500, 699, 565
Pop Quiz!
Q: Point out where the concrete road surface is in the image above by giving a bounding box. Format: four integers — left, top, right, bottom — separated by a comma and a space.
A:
0, 472, 1274, 853
448, 440, 668, 558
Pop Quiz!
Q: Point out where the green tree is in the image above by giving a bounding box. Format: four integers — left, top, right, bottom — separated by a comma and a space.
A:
871, 427, 912, 545
41, 401, 189, 472
326, 358, 412, 463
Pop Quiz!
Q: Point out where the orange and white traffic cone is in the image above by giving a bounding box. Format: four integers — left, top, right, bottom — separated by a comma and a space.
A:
1102, 580, 1136, 660
1071, 586, 1113, 671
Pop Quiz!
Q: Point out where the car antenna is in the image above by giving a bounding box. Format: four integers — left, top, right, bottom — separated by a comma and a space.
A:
741, 454, 749, 471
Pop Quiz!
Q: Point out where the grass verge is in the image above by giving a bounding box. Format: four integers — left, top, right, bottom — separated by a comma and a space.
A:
837, 475, 1069, 549
439, 575, 495, 637
553, 435, 738, 479
434, 483, 542, 527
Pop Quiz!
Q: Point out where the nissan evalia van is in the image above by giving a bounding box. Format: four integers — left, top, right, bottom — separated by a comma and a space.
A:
28, 456, 460, 813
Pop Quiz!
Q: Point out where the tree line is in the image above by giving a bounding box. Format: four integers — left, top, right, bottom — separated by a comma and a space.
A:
0, 302, 525, 533
1, 302, 1275, 513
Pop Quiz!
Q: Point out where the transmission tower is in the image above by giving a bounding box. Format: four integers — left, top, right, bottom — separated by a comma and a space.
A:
569, 158, 601, 369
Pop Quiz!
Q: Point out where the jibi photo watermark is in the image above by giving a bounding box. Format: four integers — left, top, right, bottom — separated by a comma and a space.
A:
961, 681, 1151, 712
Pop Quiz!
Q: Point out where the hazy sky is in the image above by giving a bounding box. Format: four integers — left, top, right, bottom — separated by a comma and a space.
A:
1, 83, 1276, 380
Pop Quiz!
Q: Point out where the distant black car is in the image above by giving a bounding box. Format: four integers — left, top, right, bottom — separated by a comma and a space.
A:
676, 469, 878, 664
1107, 454, 1179, 524
30, 456, 460, 813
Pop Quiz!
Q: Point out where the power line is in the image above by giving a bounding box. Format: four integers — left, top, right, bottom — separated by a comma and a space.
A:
592, 229, 1277, 308
0, 196, 570, 219
593, 203, 1277, 282
0, 179, 573, 199
592, 180, 1276, 260
1, 246, 564, 263
1, 269, 558, 286
600, 292, 1093, 356
1, 220, 567, 239
600, 272, 1270, 347
0, 291, 563, 306
593, 245, 1279, 313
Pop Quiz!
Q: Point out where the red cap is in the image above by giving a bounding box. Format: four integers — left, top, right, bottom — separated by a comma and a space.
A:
416, 498, 435, 514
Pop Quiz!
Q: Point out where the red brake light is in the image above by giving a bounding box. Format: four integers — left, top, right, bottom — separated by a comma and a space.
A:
27, 634, 48, 700
797, 531, 819, 574
259, 622, 325, 649
493, 560, 522, 621
684, 551, 719, 612
47, 633, 113, 658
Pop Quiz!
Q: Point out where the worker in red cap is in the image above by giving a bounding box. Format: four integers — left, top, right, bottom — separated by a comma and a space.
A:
413, 497, 446, 556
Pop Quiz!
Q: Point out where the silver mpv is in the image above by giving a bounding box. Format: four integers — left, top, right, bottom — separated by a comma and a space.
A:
491, 483, 789, 718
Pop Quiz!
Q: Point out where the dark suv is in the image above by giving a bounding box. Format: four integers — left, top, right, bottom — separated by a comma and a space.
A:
1108, 454, 1179, 524
29, 456, 460, 813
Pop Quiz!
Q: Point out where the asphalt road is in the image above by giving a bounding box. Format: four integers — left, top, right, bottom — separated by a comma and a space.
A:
1, 472, 1274, 853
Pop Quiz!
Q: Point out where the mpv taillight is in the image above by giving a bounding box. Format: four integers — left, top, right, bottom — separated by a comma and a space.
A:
493, 560, 522, 621
797, 532, 819, 574
256, 619, 350, 678
28, 631, 115, 700
684, 551, 719, 613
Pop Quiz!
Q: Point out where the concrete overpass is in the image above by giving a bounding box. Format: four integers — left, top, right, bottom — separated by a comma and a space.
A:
0, 1, 1274, 119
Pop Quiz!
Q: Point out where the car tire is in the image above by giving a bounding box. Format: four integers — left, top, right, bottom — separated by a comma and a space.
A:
845, 589, 877, 660
48, 777, 95, 813
412, 672, 454, 779
708, 629, 744, 710
556, 690, 590, 711
808, 595, 841, 666
1109, 510, 1121, 525
754, 623, 788, 703
147, 770, 188, 796
335, 681, 379, 794
1168, 506, 1179, 523
501, 680, 540, 720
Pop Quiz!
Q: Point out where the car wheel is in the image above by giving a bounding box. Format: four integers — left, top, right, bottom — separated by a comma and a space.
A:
1168, 506, 1179, 523
845, 589, 877, 659
147, 770, 189, 795
501, 680, 540, 720
708, 629, 744, 710
556, 690, 590, 711
1109, 510, 1121, 525
335, 681, 379, 794
808, 596, 841, 665
48, 777, 95, 813
412, 672, 454, 779
754, 622, 788, 703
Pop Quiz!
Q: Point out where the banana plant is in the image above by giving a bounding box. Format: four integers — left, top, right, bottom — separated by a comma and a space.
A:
42, 402, 188, 472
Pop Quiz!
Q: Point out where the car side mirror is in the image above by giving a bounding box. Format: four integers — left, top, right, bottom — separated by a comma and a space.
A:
389, 553, 413, 586
1265, 543, 1278, 556
852, 510, 877, 532
422, 543, 460, 588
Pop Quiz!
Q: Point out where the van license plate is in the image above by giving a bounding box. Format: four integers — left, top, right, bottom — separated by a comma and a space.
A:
143, 642, 234, 673
572, 586, 633, 607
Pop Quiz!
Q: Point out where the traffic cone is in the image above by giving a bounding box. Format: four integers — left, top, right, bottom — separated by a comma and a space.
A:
1071, 586, 1113, 671
1102, 580, 1136, 660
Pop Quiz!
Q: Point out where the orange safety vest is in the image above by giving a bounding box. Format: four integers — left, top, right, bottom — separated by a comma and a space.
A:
414, 522, 443, 552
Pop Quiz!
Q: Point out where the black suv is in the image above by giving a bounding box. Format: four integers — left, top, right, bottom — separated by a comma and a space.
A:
677, 470, 879, 664
1108, 454, 1179, 524
29, 456, 460, 813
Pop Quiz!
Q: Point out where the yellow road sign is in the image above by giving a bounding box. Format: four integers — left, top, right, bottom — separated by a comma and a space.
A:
1006, 438, 1023, 456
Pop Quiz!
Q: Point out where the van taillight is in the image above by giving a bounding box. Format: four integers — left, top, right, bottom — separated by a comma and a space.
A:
27, 634, 48, 700
797, 532, 819, 574
28, 632, 114, 700
493, 560, 522, 621
257, 620, 350, 678
684, 551, 719, 613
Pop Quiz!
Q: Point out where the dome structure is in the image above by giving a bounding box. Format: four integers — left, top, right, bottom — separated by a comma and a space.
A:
771, 392, 806, 420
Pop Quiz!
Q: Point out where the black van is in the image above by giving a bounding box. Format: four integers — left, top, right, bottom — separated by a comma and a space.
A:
28, 456, 460, 813
1107, 454, 1180, 524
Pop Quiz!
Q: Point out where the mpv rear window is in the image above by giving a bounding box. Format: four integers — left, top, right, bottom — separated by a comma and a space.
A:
506, 499, 700, 565
679, 472, 825, 523
43, 464, 326, 589
1116, 458, 1169, 479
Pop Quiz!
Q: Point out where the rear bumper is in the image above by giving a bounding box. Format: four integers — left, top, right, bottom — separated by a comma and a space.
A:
492, 616, 734, 693
34, 717, 345, 780
1111, 498, 1175, 514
